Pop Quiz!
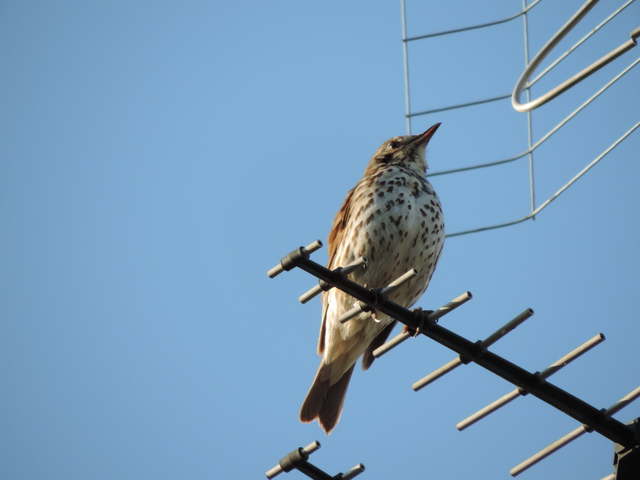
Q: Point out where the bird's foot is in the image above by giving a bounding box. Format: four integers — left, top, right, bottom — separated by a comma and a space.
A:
370, 287, 381, 322
403, 307, 434, 337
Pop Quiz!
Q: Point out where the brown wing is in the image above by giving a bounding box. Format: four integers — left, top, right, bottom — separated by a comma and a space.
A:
326, 186, 356, 266
361, 320, 397, 370
317, 186, 357, 355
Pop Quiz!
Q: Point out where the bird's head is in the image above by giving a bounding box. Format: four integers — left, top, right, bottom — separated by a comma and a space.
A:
364, 123, 440, 176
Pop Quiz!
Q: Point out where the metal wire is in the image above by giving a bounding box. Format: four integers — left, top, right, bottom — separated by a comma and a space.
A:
401, 0, 639, 237
447, 121, 640, 237
401, 0, 412, 134
427, 56, 640, 178
528, 0, 636, 88
512, 3, 640, 112
403, 0, 544, 43
407, 0, 636, 119
401, 0, 544, 132
522, 0, 536, 217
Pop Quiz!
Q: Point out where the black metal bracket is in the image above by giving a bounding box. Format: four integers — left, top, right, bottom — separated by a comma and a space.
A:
265, 441, 364, 480
614, 419, 640, 480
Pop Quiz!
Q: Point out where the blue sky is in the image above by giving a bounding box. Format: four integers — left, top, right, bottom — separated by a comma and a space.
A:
1, 1, 639, 479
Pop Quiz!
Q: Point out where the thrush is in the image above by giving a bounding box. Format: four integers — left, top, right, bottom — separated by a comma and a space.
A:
300, 123, 445, 434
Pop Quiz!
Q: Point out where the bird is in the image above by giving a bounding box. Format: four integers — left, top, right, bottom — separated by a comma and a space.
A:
299, 123, 445, 434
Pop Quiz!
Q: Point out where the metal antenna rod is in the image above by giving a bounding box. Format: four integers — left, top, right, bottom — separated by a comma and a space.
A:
338, 269, 418, 324
268, 247, 639, 449
373, 291, 472, 359
266, 442, 321, 479
412, 308, 533, 391
457, 333, 605, 430
266, 441, 365, 480
299, 256, 368, 304
510, 386, 640, 476
427, 56, 640, 179
408, 0, 636, 120
528, 0, 636, 88
268, 240, 323, 278
512, 0, 640, 112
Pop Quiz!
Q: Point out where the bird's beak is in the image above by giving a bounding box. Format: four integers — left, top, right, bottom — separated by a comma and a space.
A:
409, 123, 441, 146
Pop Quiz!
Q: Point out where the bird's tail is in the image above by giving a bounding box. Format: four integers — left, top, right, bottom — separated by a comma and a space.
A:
299, 362, 355, 434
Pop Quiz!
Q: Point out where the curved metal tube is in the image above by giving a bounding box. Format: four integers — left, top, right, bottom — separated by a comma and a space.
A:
527, 0, 636, 89
512, 0, 640, 112
428, 55, 640, 178
401, 0, 544, 133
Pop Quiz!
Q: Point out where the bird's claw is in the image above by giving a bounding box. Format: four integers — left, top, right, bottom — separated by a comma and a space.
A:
369, 287, 382, 322
403, 307, 434, 337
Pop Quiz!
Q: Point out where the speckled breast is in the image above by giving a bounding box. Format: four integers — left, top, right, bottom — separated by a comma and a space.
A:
342, 165, 444, 308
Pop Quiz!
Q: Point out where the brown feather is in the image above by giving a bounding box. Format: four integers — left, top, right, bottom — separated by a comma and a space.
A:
300, 364, 329, 424
318, 364, 354, 434
361, 320, 397, 370
299, 361, 355, 435
318, 186, 356, 356
327, 186, 355, 263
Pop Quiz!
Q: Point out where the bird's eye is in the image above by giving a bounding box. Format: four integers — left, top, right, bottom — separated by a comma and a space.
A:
389, 141, 401, 149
